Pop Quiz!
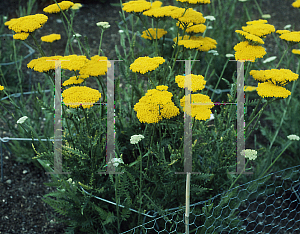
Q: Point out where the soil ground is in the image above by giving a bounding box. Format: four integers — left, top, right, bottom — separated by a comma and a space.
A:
0, 0, 300, 233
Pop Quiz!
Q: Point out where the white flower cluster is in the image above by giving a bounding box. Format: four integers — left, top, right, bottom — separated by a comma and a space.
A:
108, 158, 124, 167
241, 149, 258, 161
130, 134, 145, 144
287, 134, 300, 141
96, 21, 110, 29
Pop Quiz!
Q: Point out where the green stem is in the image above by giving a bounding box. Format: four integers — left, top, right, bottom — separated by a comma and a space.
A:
115, 173, 120, 233
254, 0, 264, 16
246, 96, 262, 131
137, 143, 143, 227
260, 142, 293, 179
98, 29, 104, 56
211, 59, 229, 101
275, 45, 290, 69
30, 33, 46, 57
228, 160, 250, 191
269, 77, 298, 150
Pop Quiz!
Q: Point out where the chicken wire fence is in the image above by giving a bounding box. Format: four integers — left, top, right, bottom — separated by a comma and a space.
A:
79, 164, 300, 234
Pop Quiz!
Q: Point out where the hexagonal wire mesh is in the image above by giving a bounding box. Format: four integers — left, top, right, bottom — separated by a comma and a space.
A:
79, 164, 300, 234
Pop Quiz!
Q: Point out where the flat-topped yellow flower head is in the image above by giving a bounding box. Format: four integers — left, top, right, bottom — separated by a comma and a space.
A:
130, 56, 165, 74
43, 1, 75, 13
5, 14, 48, 33
62, 86, 101, 109
122, 0, 152, 13
41, 34, 61, 43
134, 85, 179, 123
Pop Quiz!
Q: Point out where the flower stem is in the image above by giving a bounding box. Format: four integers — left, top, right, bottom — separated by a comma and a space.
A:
228, 160, 249, 191
260, 142, 293, 179
137, 143, 143, 227
98, 29, 104, 56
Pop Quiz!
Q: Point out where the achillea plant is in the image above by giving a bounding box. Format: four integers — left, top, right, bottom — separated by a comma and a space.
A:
1, 0, 300, 233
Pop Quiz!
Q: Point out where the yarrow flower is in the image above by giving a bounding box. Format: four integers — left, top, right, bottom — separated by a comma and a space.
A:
235, 30, 264, 44
180, 94, 214, 120
130, 56, 165, 74
96, 22, 110, 29
174, 35, 217, 51
17, 116, 28, 124
279, 31, 300, 43
292, 0, 300, 8
292, 49, 300, 55
287, 134, 300, 141
242, 19, 275, 37
250, 69, 299, 86
13, 32, 29, 40
122, 0, 152, 13
62, 86, 101, 109
141, 28, 167, 40
171, 8, 206, 25
41, 34, 61, 43
175, 74, 206, 92
43, 1, 75, 13
62, 75, 88, 86
108, 158, 125, 167
244, 86, 257, 92
130, 135, 145, 144
5, 14, 48, 33
256, 82, 291, 98
176, 0, 211, 4
79, 55, 111, 77
241, 149, 257, 160
276, 30, 290, 35
234, 41, 266, 62
71, 3, 82, 10
134, 85, 180, 123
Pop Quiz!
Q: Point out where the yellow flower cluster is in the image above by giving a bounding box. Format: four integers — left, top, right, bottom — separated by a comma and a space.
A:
250, 69, 299, 86
141, 28, 167, 40
292, 0, 300, 8
276, 30, 290, 35
279, 31, 300, 43
180, 94, 214, 120
176, 22, 206, 33
63, 75, 89, 86
13, 32, 29, 40
234, 41, 266, 62
143, 5, 179, 18
244, 86, 257, 92
250, 69, 298, 98
242, 19, 275, 37
0, 85, 4, 91
176, 0, 210, 3
27, 55, 64, 72
130, 56, 165, 74
5, 14, 48, 33
175, 74, 206, 92
233, 19, 275, 61
62, 86, 101, 109
292, 49, 300, 55
43, 1, 75, 13
133, 85, 180, 123
79, 55, 111, 77
41, 34, 61, 43
122, 0, 152, 13
235, 30, 264, 44
150, 1, 162, 8
170, 8, 206, 25
174, 35, 217, 51
256, 82, 291, 98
